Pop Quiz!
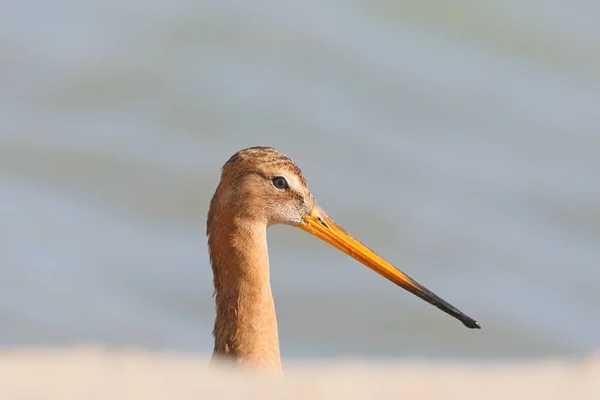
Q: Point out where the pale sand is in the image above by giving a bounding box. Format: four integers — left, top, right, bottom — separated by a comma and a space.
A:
1, 348, 598, 399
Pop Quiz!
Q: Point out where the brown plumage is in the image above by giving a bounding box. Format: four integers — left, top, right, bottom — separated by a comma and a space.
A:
207, 146, 480, 373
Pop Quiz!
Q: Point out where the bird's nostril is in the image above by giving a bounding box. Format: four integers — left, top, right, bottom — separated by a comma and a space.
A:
317, 216, 329, 228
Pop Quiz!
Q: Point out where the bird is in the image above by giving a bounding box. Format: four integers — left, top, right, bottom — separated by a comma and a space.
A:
207, 146, 480, 373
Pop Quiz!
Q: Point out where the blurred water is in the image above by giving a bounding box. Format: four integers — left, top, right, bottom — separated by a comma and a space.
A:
1, 1, 599, 361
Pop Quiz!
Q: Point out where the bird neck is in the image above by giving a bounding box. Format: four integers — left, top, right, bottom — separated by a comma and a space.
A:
208, 214, 282, 373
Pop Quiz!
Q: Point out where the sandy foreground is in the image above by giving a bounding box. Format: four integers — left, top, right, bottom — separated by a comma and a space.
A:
0, 348, 598, 400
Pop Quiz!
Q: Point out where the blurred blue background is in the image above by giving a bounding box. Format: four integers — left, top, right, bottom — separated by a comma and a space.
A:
1, 1, 599, 361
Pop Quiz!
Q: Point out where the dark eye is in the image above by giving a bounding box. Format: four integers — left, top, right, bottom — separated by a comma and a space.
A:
271, 176, 289, 190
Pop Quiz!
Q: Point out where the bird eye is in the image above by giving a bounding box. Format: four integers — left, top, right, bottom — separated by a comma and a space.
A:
271, 176, 289, 190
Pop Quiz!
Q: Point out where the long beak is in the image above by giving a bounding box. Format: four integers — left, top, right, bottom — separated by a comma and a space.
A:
299, 206, 480, 329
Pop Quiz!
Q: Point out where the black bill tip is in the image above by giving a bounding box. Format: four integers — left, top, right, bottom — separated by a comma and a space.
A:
461, 318, 481, 329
